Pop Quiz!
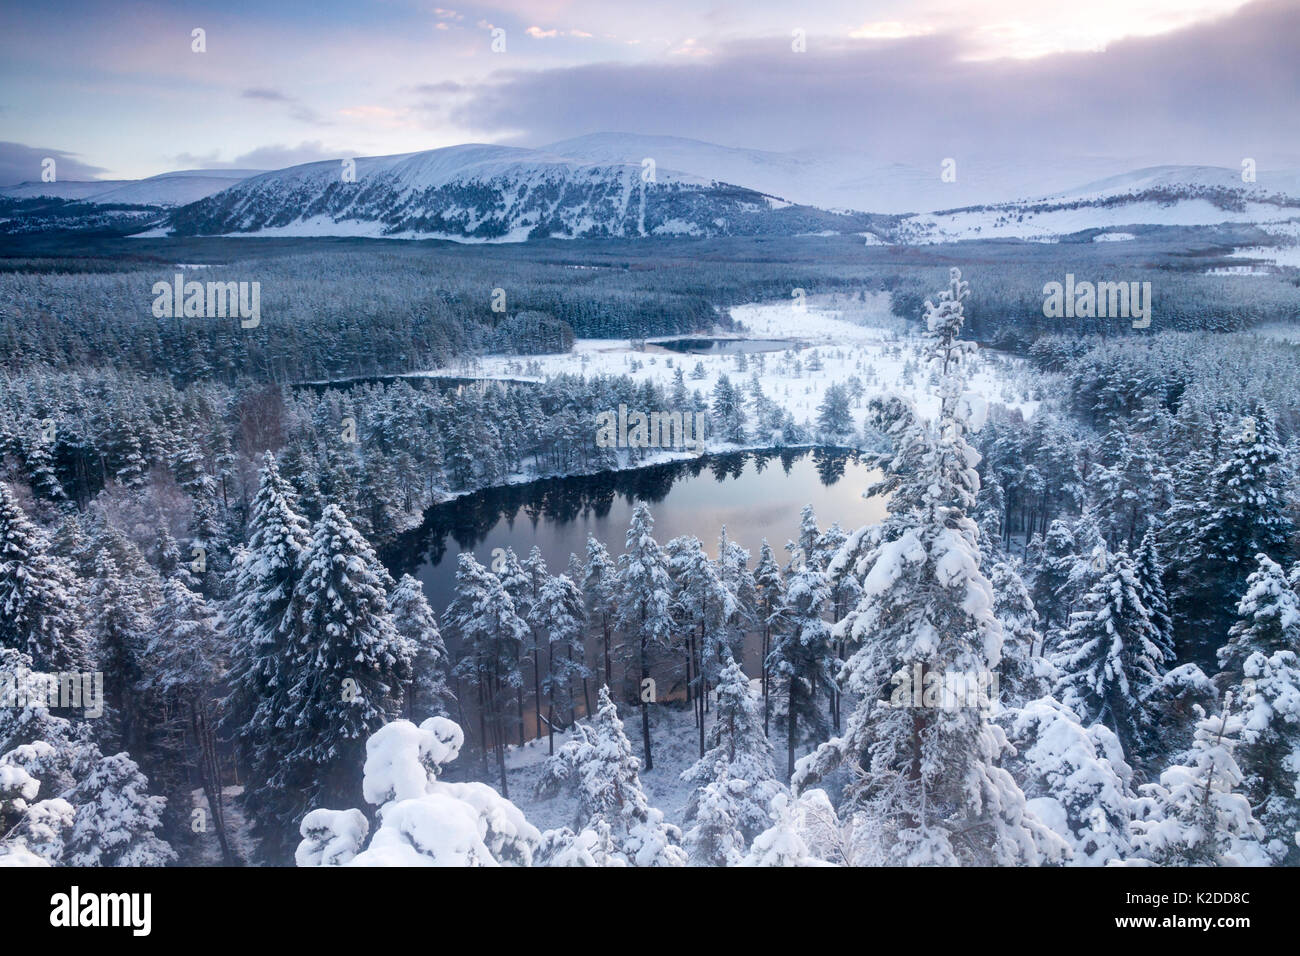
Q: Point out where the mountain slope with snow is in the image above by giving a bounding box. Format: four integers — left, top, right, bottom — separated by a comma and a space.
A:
891, 165, 1300, 244
160, 144, 879, 240
0, 169, 264, 235
0, 168, 261, 206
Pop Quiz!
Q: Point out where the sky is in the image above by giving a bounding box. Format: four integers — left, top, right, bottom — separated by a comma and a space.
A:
1, 0, 1297, 185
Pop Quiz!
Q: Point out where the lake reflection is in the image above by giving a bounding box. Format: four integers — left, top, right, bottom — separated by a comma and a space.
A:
383, 447, 885, 616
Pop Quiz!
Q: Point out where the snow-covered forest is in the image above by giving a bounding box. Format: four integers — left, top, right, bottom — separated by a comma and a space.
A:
3, 250, 1297, 869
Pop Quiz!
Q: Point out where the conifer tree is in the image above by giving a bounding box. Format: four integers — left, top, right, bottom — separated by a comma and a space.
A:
1132, 528, 1175, 667
1131, 704, 1268, 866
447, 553, 526, 796
582, 536, 618, 687
143, 578, 236, 863
616, 504, 674, 770
816, 383, 854, 444
276, 504, 412, 838
1002, 696, 1135, 865
767, 563, 835, 781
710, 374, 747, 444
990, 558, 1050, 705
536, 686, 686, 866
669, 535, 738, 755
1173, 406, 1294, 663
1051, 549, 1165, 761
794, 269, 1065, 865
680, 659, 781, 842
1216, 554, 1300, 862
62, 753, 175, 868
753, 540, 784, 735
0, 482, 90, 672
223, 453, 311, 857
530, 572, 589, 753
389, 574, 454, 722
89, 551, 152, 756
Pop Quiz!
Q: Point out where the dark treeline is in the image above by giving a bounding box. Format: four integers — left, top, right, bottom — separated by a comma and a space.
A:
5, 234, 1294, 387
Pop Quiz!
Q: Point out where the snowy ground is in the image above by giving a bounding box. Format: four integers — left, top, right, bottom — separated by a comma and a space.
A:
410, 293, 1039, 432
189, 785, 261, 866
501, 702, 705, 832
499, 684, 818, 832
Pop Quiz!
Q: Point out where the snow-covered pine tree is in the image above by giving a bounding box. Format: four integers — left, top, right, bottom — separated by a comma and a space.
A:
683, 772, 748, 866
1002, 696, 1135, 865
530, 572, 589, 753
274, 504, 412, 852
1174, 405, 1295, 663
151, 525, 200, 590
447, 552, 526, 796
296, 716, 540, 866
710, 374, 747, 445
63, 753, 175, 867
669, 534, 738, 755
753, 540, 784, 735
680, 659, 781, 842
792, 503, 821, 571
990, 558, 1052, 706
740, 792, 833, 867
1217, 552, 1300, 684
1216, 553, 1300, 862
1143, 663, 1218, 770
1029, 519, 1076, 635
389, 574, 454, 722
816, 383, 854, 444
1050, 548, 1165, 761
536, 686, 685, 866
222, 452, 312, 861
766, 563, 835, 781
582, 536, 618, 687
0, 648, 97, 865
616, 504, 674, 771
497, 548, 534, 746
188, 490, 230, 599
717, 526, 757, 655
521, 547, 549, 749
1132, 527, 1175, 667
1130, 702, 1269, 866
88, 551, 152, 757
794, 269, 1065, 866
0, 482, 90, 672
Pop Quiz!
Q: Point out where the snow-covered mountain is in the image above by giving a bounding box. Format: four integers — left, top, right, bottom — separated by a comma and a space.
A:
542, 133, 1060, 214
890, 165, 1300, 244
159, 144, 879, 241
0, 169, 264, 235
0, 168, 262, 206
5, 135, 1300, 245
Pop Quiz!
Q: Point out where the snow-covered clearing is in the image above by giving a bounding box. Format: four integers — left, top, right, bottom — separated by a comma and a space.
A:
499, 683, 813, 832
410, 295, 1039, 431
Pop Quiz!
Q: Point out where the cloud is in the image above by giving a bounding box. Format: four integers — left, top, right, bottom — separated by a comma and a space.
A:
240, 87, 328, 125
0, 142, 108, 186
172, 141, 352, 170
450, 0, 1300, 167
242, 88, 293, 102
848, 22, 933, 41
412, 81, 464, 95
